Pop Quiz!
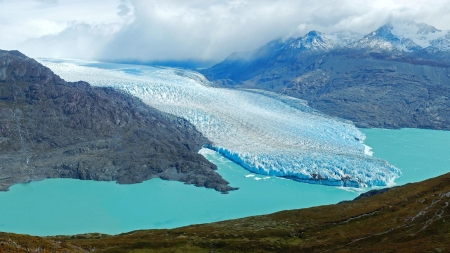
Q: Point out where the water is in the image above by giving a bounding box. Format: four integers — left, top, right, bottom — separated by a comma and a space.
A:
1, 128, 448, 236
360, 128, 450, 185
1, 149, 357, 236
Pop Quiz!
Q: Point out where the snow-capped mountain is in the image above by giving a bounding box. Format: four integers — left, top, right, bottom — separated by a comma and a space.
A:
350, 21, 449, 52
257, 20, 450, 54
323, 31, 363, 47
284, 31, 336, 52
219, 20, 450, 68
256, 31, 362, 54
391, 21, 447, 48
274, 20, 450, 53
429, 31, 450, 52
349, 24, 420, 52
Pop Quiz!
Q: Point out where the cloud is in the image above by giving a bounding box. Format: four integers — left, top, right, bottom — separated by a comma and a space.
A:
1, 0, 450, 64
117, 0, 132, 17
100, 0, 450, 63
35, 0, 58, 4
0, 0, 128, 58
10, 0, 135, 60
20, 23, 119, 59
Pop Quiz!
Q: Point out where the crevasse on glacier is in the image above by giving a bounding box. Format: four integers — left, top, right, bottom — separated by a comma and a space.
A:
39, 59, 401, 188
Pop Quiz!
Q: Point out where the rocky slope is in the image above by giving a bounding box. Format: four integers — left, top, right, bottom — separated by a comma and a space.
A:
0, 50, 236, 193
2, 171, 450, 252
202, 21, 450, 130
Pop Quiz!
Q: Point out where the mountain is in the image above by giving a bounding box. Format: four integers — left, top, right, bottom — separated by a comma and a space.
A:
391, 21, 448, 48
349, 23, 422, 52
0, 50, 236, 193
2, 171, 450, 252
347, 21, 450, 55
201, 21, 450, 130
429, 31, 450, 51
286, 31, 336, 52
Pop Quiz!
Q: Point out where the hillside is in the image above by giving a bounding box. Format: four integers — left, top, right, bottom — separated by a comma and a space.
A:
201, 21, 450, 130
0, 50, 236, 193
1, 171, 450, 252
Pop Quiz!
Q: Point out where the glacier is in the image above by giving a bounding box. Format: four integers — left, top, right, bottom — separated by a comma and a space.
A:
39, 58, 401, 188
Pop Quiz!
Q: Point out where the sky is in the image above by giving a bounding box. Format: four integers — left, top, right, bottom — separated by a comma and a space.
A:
1, 0, 450, 66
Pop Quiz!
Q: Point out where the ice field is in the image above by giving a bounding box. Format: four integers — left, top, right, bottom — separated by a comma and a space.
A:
39, 59, 401, 187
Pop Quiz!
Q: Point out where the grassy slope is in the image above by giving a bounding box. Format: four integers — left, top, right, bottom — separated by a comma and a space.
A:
2, 172, 450, 253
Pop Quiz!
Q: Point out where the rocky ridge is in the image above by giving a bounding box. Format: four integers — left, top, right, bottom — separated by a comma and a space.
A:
0, 50, 237, 193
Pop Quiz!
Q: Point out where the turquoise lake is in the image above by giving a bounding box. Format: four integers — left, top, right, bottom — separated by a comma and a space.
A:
0, 128, 449, 236
360, 128, 450, 185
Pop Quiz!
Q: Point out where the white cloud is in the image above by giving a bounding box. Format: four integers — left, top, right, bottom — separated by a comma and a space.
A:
21, 23, 119, 59
1, 0, 450, 64
0, 0, 130, 59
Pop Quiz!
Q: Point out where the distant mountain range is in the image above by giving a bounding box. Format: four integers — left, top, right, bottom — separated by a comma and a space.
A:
347, 21, 449, 52
202, 21, 450, 130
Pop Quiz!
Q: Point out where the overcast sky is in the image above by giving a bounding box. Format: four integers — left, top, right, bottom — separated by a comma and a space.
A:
1, 0, 450, 65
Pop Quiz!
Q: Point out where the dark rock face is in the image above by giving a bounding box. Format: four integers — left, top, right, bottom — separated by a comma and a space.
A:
0, 50, 237, 193
201, 33, 450, 130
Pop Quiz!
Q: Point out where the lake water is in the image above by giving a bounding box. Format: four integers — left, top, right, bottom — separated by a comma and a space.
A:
1, 128, 449, 236
360, 128, 450, 185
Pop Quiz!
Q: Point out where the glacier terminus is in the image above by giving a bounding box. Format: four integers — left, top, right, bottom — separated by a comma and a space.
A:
40, 59, 401, 188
